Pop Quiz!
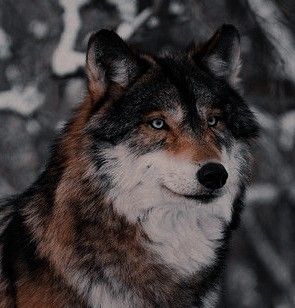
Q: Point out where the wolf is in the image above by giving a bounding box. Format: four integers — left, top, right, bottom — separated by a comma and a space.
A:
0, 25, 259, 307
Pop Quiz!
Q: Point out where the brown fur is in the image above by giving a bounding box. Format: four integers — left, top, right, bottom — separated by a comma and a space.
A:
16, 269, 87, 308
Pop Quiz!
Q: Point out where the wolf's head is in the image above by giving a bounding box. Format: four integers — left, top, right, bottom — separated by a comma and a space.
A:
64, 25, 259, 222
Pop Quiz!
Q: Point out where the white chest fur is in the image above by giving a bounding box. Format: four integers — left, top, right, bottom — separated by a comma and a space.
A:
140, 193, 234, 275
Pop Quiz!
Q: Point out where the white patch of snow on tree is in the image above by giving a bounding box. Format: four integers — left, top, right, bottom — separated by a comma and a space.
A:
107, 0, 151, 39
0, 85, 44, 115
0, 28, 11, 59
52, 0, 152, 76
29, 20, 49, 39
52, 0, 87, 76
107, 0, 137, 23
279, 110, 295, 151
116, 8, 152, 40
169, 1, 185, 15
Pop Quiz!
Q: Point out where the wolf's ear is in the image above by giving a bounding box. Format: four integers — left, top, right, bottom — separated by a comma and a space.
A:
192, 25, 241, 88
86, 30, 140, 99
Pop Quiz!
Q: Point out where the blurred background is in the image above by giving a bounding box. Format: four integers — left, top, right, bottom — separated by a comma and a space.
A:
0, 0, 294, 307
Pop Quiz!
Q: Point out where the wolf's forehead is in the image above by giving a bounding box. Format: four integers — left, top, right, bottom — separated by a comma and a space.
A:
143, 68, 217, 114
155, 58, 218, 103
120, 56, 221, 121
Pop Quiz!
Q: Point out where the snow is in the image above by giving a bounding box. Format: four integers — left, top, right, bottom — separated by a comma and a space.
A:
52, 0, 87, 76
116, 8, 152, 40
169, 1, 185, 15
279, 110, 295, 151
52, 0, 152, 76
108, 0, 152, 41
0, 85, 44, 115
0, 28, 11, 59
28, 20, 49, 39
107, 0, 137, 23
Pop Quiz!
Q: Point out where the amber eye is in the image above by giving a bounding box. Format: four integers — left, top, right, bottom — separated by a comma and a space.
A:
207, 116, 219, 127
150, 119, 165, 130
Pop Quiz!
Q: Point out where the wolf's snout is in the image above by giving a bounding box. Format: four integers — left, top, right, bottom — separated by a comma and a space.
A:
197, 163, 228, 190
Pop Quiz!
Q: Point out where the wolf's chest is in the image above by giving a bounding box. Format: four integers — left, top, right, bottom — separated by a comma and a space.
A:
141, 201, 231, 275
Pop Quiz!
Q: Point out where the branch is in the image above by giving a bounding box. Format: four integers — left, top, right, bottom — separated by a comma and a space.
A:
247, 0, 295, 83
52, 0, 152, 77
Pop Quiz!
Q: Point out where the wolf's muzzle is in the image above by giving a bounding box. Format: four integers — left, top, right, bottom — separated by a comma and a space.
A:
197, 163, 228, 190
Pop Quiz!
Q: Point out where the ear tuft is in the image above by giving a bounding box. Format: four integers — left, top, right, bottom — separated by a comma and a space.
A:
86, 30, 139, 99
193, 25, 241, 89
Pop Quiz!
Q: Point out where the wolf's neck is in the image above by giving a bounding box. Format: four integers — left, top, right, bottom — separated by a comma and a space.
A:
137, 194, 234, 275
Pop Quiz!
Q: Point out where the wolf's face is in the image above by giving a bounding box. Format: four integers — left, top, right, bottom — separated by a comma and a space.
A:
80, 26, 258, 222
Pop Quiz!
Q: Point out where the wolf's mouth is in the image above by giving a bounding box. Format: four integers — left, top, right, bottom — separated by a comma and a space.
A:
162, 185, 219, 203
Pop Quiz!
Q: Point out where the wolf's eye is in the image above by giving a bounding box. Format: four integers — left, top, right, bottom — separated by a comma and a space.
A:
150, 119, 165, 130
207, 116, 219, 127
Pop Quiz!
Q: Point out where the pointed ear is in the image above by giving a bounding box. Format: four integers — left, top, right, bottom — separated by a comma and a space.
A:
86, 29, 140, 99
192, 25, 241, 88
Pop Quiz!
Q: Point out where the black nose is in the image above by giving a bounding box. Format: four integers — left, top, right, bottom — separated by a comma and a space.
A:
197, 163, 228, 190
